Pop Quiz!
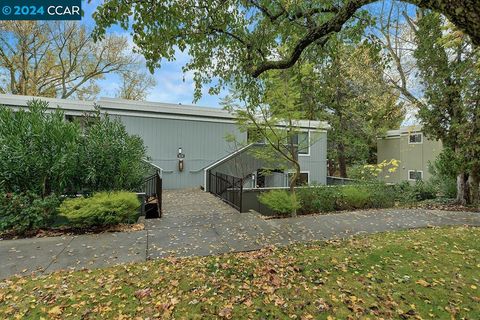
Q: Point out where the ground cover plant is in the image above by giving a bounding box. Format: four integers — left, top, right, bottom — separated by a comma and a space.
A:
58, 192, 140, 228
0, 227, 478, 319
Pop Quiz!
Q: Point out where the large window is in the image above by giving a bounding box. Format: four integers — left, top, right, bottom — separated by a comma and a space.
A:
408, 170, 423, 181
290, 131, 310, 155
287, 172, 309, 186
408, 133, 423, 144
248, 129, 310, 155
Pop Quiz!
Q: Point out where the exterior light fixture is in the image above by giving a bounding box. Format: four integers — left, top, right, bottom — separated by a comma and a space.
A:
177, 147, 185, 172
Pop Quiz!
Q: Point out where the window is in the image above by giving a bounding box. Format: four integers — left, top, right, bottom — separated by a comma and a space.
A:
290, 131, 310, 155
408, 133, 423, 144
287, 172, 309, 186
408, 170, 423, 181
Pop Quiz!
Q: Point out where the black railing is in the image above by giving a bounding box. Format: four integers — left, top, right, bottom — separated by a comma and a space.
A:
143, 170, 162, 218
208, 172, 248, 212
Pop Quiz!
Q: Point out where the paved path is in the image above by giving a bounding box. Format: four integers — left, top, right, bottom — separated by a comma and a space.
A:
1, 189, 479, 279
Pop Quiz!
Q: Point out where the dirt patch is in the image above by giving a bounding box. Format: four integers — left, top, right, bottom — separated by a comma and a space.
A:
0, 223, 144, 240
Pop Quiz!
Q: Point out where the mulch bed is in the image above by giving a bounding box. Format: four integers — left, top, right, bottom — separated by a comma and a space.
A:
0, 223, 144, 241
409, 202, 480, 212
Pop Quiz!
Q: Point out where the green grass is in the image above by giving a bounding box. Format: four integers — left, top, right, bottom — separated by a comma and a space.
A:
1, 227, 479, 319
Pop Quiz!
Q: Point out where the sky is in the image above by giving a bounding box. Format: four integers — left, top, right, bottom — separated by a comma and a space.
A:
82, 0, 227, 108
83, 0, 419, 115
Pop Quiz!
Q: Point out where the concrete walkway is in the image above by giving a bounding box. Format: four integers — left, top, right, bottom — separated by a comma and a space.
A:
1, 189, 479, 279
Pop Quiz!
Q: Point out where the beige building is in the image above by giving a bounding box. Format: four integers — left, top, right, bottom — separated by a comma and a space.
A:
377, 125, 443, 183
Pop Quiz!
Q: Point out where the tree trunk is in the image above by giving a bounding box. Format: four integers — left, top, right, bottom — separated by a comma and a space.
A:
469, 166, 480, 205
289, 161, 301, 218
456, 172, 469, 205
338, 142, 347, 178
328, 158, 336, 176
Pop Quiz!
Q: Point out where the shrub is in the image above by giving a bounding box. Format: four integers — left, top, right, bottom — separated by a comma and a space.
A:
0, 101, 80, 196
258, 190, 300, 215
368, 183, 396, 208
0, 100, 147, 196
297, 186, 338, 213
0, 193, 60, 234
58, 191, 140, 228
78, 113, 147, 192
297, 183, 396, 214
428, 151, 458, 198
338, 185, 371, 210
395, 180, 437, 203
411, 181, 437, 201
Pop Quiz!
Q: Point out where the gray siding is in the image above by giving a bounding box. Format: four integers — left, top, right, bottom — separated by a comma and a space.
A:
206, 132, 328, 189
116, 115, 327, 189
116, 115, 245, 189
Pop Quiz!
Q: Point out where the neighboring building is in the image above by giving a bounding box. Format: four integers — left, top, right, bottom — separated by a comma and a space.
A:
0, 94, 329, 190
377, 125, 442, 183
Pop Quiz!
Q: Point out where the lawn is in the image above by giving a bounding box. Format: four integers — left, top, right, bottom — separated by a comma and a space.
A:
0, 227, 478, 319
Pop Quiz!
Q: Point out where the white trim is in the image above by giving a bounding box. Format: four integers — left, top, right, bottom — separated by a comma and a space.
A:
298, 130, 311, 157
408, 170, 423, 181
408, 132, 423, 144
286, 170, 310, 186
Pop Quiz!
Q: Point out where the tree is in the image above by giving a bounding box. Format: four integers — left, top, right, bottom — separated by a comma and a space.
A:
412, 12, 480, 204
309, 39, 403, 177
116, 70, 157, 100
223, 67, 322, 217
0, 21, 139, 99
93, 0, 480, 102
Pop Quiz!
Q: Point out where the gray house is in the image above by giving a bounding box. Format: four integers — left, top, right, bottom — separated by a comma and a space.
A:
0, 94, 329, 190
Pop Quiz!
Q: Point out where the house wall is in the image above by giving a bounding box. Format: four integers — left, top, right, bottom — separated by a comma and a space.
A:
115, 114, 245, 189
209, 131, 328, 189
377, 133, 442, 183
0, 93, 329, 190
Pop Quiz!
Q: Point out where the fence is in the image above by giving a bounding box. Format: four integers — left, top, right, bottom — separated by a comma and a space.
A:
208, 172, 249, 212
326, 176, 357, 185
143, 170, 162, 218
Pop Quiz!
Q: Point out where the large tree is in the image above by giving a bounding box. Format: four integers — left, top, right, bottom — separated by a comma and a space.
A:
223, 67, 320, 216
378, 5, 480, 204
413, 12, 480, 204
116, 70, 157, 101
0, 21, 140, 99
308, 39, 403, 177
93, 0, 479, 100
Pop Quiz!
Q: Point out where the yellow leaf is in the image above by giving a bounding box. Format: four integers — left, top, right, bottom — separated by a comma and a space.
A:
415, 279, 431, 287
47, 306, 63, 316
471, 285, 477, 290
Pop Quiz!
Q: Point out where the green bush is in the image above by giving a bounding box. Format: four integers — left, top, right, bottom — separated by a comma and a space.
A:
258, 190, 300, 215
297, 186, 338, 213
338, 185, 371, 210
0, 100, 80, 196
58, 191, 140, 228
368, 183, 396, 208
78, 112, 147, 192
395, 180, 437, 203
0, 100, 147, 196
0, 193, 60, 234
297, 183, 396, 214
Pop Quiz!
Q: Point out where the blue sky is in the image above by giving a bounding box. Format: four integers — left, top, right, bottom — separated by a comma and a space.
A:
83, 1, 227, 108
83, 0, 417, 110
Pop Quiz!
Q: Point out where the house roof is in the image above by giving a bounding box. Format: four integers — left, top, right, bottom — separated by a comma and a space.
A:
383, 125, 422, 138
0, 93, 329, 129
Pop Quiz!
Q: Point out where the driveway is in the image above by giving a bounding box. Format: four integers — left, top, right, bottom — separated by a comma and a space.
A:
1, 189, 479, 279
